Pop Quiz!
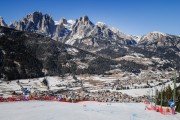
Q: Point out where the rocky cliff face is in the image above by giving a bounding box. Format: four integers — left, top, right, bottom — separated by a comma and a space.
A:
70, 16, 94, 38
63, 16, 137, 53
9, 11, 55, 36
1, 12, 137, 51
53, 18, 73, 41
138, 32, 180, 52
1, 12, 179, 52
0, 17, 7, 27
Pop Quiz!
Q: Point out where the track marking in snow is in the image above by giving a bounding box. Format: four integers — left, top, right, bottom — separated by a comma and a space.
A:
0, 101, 180, 120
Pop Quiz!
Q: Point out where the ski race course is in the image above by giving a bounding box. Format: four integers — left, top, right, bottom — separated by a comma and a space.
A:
0, 101, 180, 120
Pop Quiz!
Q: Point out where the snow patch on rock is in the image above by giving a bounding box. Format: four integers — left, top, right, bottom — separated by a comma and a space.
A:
66, 47, 79, 55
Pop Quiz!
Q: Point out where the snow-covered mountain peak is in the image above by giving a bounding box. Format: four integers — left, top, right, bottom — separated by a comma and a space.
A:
150, 31, 167, 36
96, 22, 107, 27
131, 36, 142, 43
110, 27, 141, 43
110, 27, 127, 36
0, 16, 7, 27
140, 31, 169, 41
29, 11, 42, 15
67, 20, 75, 25
26, 11, 43, 21
77, 16, 94, 26
110, 27, 120, 33
110, 27, 132, 39
59, 18, 67, 24
6, 11, 180, 48
80, 16, 89, 22
0, 16, 4, 22
54, 21, 60, 25
8, 11, 55, 35
55, 18, 74, 25
55, 19, 75, 25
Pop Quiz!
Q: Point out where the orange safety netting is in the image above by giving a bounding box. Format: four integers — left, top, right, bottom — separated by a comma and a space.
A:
145, 105, 175, 115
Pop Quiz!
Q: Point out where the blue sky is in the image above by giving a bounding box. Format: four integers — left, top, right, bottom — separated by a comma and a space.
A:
0, 0, 180, 36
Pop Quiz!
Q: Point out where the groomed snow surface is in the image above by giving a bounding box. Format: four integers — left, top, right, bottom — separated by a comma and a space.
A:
0, 101, 179, 120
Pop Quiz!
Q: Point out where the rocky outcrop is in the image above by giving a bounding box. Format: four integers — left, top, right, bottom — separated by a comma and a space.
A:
6, 12, 137, 51
138, 32, 180, 51
71, 16, 94, 38
2, 11, 179, 53
1, 12, 180, 68
0, 17, 7, 27
53, 18, 72, 40
9, 11, 55, 36
64, 17, 137, 52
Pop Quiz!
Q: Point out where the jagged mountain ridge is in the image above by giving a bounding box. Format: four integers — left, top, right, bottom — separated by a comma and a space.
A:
0, 11, 180, 79
1, 12, 180, 59
0, 17, 7, 27
1, 12, 179, 45
138, 31, 180, 53
2, 12, 137, 47
1, 11, 179, 55
9, 12, 55, 36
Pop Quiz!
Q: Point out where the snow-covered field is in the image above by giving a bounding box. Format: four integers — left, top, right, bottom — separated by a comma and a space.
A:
0, 75, 179, 98
0, 101, 179, 120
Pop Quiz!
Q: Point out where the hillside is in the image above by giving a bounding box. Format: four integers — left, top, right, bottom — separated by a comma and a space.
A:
0, 26, 149, 81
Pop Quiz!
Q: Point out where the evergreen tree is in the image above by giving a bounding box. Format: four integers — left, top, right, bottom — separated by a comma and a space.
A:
157, 85, 180, 112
